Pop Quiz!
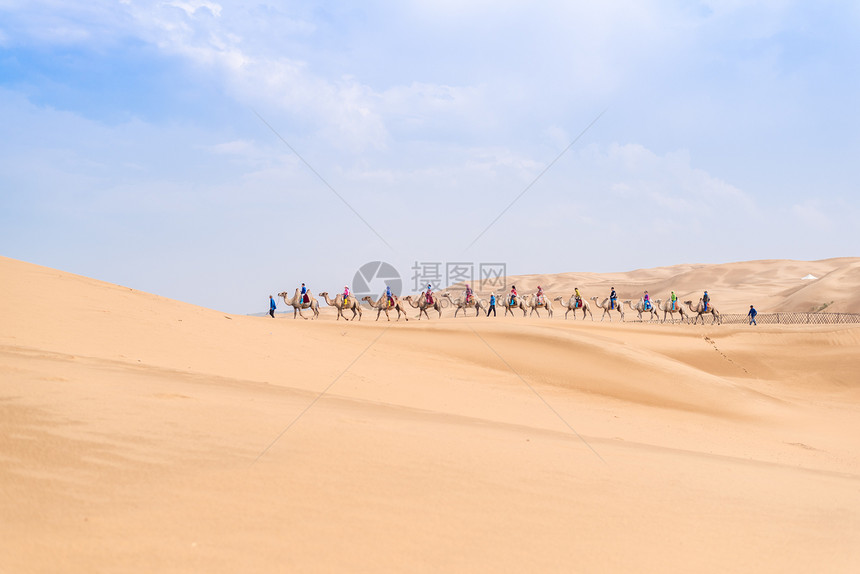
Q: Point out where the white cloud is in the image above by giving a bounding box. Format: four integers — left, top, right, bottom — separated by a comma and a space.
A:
3, 0, 859, 311
164, 0, 222, 19
791, 199, 830, 229
575, 143, 754, 217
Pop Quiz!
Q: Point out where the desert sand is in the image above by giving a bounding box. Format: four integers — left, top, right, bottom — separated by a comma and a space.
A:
2, 255, 859, 573
486, 257, 860, 315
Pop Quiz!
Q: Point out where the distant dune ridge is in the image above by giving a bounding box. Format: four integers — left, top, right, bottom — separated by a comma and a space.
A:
2, 254, 860, 573
470, 257, 860, 314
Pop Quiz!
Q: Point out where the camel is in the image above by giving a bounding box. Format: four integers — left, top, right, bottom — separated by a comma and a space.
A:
318, 291, 362, 321
625, 299, 660, 322
684, 299, 722, 325
590, 296, 625, 322
403, 293, 443, 320
498, 293, 527, 317
523, 293, 554, 318
654, 298, 688, 324
278, 289, 320, 320
554, 295, 594, 320
441, 293, 487, 317
361, 295, 410, 322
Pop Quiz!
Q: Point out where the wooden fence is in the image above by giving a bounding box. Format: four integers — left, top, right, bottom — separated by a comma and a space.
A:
718, 312, 860, 325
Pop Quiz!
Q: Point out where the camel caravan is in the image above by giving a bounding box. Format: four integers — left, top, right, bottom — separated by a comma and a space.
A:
276, 285, 720, 325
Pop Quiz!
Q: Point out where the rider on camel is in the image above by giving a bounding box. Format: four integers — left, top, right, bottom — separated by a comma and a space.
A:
510, 285, 518, 306
610, 287, 617, 310
574, 287, 582, 308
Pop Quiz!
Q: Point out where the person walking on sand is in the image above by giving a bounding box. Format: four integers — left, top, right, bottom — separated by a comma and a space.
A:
269, 295, 276, 318
487, 293, 497, 317
748, 305, 758, 326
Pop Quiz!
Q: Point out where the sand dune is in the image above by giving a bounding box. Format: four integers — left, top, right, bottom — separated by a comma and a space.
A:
470, 257, 860, 314
2, 255, 860, 573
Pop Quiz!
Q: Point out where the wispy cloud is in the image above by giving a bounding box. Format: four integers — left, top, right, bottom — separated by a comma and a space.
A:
2, 1, 858, 311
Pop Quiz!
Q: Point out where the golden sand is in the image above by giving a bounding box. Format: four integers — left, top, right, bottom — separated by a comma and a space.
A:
2, 255, 859, 572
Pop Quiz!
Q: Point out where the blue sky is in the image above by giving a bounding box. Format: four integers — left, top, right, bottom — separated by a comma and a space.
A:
2, 1, 858, 313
